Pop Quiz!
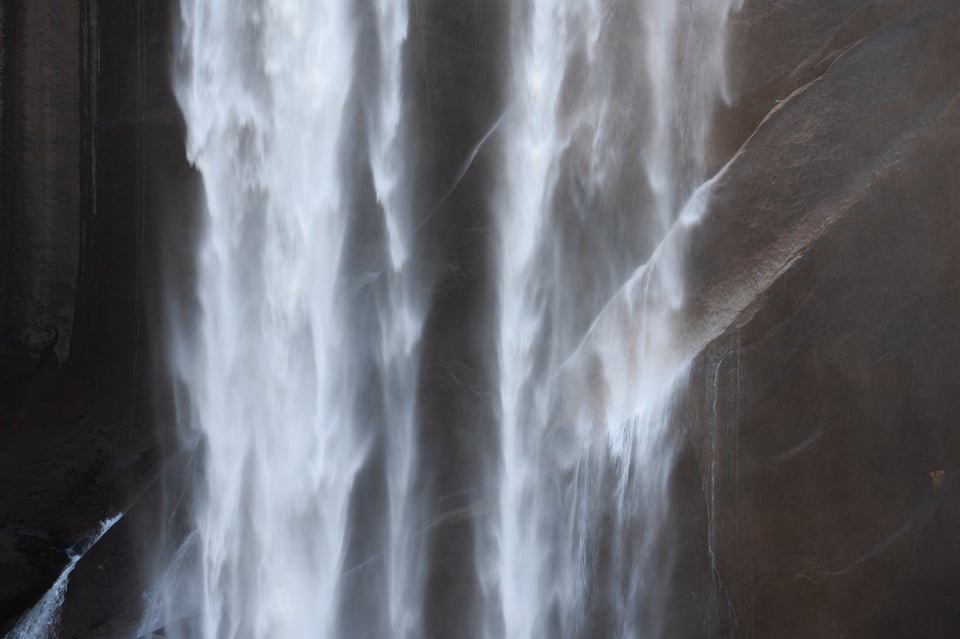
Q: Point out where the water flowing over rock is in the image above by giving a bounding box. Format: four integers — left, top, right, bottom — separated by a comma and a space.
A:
7, 515, 121, 639
1, 1, 959, 638
484, 2, 739, 638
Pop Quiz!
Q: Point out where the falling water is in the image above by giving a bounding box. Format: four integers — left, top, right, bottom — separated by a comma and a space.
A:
170, 1, 423, 637
488, 1, 740, 637
365, 0, 428, 636
163, 0, 737, 637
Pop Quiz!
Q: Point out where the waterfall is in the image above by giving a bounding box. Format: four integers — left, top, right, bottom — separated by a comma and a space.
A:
163, 0, 736, 637
366, 1, 428, 636
487, 1, 740, 637
170, 1, 423, 637
175, 3, 360, 635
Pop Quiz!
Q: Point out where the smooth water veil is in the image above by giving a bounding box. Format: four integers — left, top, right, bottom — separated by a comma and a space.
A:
162, 0, 739, 637
170, 1, 425, 636
485, 1, 740, 637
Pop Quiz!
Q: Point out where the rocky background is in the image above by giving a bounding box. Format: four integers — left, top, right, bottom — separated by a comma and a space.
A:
1, 0, 958, 637
686, 1, 960, 636
1, 1, 198, 635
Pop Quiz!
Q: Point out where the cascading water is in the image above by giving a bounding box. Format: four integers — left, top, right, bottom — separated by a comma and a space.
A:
175, 2, 362, 635
160, 0, 737, 637
487, 1, 740, 637
169, 1, 424, 637
365, 1, 428, 636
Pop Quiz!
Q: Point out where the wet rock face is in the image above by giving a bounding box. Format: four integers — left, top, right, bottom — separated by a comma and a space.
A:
684, 0, 960, 637
1, 0, 958, 637
0, 0, 198, 633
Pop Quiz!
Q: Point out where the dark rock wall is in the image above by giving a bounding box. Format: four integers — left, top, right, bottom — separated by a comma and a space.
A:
684, 1, 960, 637
0, 0, 198, 633
0, 0, 958, 637
406, 2, 507, 636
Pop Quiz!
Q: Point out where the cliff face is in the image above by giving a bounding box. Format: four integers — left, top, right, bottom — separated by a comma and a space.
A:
0, 0, 958, 637
0, 0, 198, 633
683, 0, 960, 636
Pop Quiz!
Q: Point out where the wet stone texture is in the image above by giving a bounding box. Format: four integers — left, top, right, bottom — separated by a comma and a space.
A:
1, 0, 959, 637
0, 0, 199, 634
684, 1, 960, 637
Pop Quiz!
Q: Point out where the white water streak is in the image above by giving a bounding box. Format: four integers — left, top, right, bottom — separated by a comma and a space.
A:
174, 2, 362, 637
171, 0, 425, 637
492, 3, 603, 637
8, 514, 123, 639
491, 1, 740, 637
368, 1, 427, 637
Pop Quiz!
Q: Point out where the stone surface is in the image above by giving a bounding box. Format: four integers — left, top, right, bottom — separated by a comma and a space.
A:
1, 0, 959, 637
682, 1, 960, 637
0, 0, 198, 633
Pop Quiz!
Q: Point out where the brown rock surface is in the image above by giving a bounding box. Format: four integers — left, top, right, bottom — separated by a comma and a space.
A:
684, 1, 960, 636
1, 0, 958, 636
